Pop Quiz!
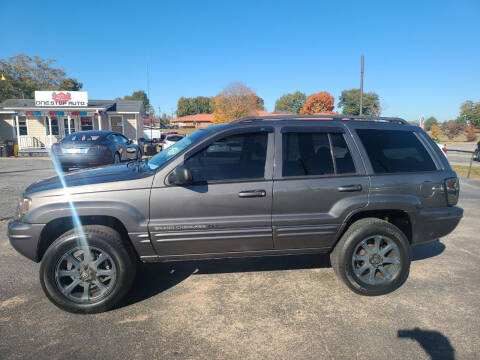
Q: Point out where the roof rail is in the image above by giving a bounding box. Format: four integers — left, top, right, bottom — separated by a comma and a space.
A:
235, 114, 408, 125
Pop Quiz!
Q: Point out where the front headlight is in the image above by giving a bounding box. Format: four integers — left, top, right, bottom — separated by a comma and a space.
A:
17, 197, 31, 220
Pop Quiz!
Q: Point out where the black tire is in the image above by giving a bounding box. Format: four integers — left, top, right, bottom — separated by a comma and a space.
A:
330, 218, 411, 296
113, 152, 121, 165
40, 225, 136, 314
61, 165, 69, 172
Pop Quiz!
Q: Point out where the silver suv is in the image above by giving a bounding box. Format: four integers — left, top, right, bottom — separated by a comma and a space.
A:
8, 115, 463, 313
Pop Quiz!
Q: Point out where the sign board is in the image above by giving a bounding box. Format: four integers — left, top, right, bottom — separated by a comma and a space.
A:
34, 91, 88, 107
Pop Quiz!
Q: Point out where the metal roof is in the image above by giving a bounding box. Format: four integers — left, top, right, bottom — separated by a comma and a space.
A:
0, 98, 144, 114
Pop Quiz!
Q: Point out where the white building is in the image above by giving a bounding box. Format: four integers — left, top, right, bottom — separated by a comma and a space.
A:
0, 91, 145, 154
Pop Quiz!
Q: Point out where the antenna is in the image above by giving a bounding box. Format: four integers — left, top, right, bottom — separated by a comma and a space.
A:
359, 55, 364, 115
146, 59, 153, 139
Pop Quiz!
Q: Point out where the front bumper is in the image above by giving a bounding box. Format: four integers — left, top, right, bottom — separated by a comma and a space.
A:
412, 206, 463, 244
7, 221, 45, 262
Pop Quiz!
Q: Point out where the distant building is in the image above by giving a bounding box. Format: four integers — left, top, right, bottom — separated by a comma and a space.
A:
0, 91, 145, 154
170, 113, 214, 128
170, 111, 276, 129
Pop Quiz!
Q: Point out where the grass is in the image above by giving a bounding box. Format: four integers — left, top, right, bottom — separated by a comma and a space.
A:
451, 164, 480, 180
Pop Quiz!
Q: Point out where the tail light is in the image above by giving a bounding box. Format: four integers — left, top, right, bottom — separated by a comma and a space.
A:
442, 146, 447, 154
444, 177, 459, 206
52, 143, 62, 154
88, 145, 107, 154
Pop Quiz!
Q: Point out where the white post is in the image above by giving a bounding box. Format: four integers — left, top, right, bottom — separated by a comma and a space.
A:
15, 115, 21, 150
67, 114, 71, 134
108, 115, 112, 130
98, 112, 102, 130
121, 115, 125, 135
48, 116, 53, 146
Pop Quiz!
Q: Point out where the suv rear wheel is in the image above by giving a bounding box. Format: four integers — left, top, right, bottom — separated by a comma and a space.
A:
40, 225, 136, 313
330, 218, 411, 296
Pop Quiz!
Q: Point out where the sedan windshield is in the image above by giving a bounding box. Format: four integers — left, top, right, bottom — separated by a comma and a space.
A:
147, 130, 210, 170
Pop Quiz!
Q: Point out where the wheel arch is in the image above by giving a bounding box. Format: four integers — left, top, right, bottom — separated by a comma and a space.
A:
37, 215, 138, 262
334, 209, 413, 250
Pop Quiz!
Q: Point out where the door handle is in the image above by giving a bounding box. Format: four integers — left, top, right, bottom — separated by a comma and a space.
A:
337, 184, 362, 192
238, 190, 267, 198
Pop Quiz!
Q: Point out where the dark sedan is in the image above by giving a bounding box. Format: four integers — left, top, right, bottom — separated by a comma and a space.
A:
51, 130, 142, 172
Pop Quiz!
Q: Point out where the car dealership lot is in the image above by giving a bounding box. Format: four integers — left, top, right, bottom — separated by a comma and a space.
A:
0, 158, 479, 360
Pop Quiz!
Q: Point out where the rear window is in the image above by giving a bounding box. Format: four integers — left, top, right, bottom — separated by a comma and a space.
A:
167, 135, 183, 141
356, 129, 436, 173
64, 134, 100, 142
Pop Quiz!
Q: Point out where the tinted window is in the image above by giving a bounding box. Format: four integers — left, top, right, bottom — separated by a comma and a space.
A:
330, 133, 356, 174
282, 133, 334, 176
356, 129, 436, 173
185, 132, 268, 182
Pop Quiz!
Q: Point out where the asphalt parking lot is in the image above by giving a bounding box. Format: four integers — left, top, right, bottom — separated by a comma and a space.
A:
0, 158, 479, 359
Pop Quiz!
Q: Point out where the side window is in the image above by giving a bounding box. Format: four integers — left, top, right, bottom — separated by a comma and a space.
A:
356, 129, 437, 173
185, 132, 268, 182
330, 133, 356, 174
117, 135, 128, 144
282, 132, 356, 177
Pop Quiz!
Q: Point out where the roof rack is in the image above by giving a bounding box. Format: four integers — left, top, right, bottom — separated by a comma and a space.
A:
235, 114, 408, 125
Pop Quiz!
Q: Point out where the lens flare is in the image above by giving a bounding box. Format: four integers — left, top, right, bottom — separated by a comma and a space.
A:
48, 149, 90, 261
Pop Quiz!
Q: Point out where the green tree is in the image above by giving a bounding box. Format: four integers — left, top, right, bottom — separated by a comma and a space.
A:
59, 78, 83, 91
0, 54, 82, 102
123, 90, 152, 115
424, 116, 438, 130
458, 100, 480, 127
337, 89, 381, 116
176, 96, 215, 117
274, 91, 306, 114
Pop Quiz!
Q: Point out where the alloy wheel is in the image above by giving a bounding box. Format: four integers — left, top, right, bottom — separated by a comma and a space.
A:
351, 235, 401, 286
54, 246, 117, 303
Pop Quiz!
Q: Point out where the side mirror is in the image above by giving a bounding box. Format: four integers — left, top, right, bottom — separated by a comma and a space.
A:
127, 139, 133, 145
168, 165, 192, 186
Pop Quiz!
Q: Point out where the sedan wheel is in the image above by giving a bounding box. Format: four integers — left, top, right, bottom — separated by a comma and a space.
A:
113, 153, 121, 165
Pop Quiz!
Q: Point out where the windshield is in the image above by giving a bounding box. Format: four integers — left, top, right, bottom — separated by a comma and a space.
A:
147, 130, 210, 170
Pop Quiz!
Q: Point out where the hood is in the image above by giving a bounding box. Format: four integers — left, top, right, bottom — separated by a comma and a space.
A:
25, 163, 154, 197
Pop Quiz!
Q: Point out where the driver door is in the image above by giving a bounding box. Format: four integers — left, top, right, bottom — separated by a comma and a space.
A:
149, 129, 275, 257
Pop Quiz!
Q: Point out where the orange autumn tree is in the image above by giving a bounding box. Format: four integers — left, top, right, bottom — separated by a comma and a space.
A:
300, 91, 335, 114
213, 82, 260, 123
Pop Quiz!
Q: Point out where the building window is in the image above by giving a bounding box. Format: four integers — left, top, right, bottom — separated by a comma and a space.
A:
46, 118, 60, 136
111, 116, 123, 133
81, 117, 93, 131
16, 117, 28, 136
63, 118, 75, 137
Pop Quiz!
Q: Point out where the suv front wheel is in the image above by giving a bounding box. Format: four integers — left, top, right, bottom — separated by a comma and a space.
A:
40, 225, 136, 313
330, 218, 411, 296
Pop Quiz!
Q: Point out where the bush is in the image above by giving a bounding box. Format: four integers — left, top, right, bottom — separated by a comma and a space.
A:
442, 120, 465, 140
430, 125, 441, 142
466, 125, 478, 142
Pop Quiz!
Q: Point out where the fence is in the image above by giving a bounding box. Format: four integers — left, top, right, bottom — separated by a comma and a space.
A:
447, 148, 477, 178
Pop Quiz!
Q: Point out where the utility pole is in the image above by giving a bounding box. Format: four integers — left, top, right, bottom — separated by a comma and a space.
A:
359, 55, 364, 115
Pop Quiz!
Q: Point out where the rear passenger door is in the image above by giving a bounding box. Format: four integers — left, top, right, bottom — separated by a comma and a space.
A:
272, 125, 370, 250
